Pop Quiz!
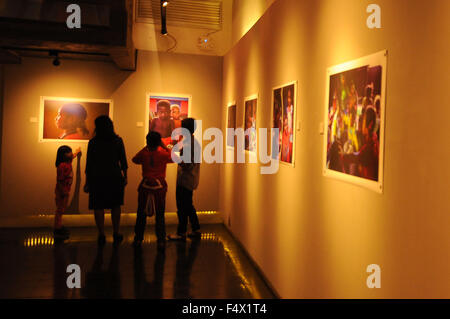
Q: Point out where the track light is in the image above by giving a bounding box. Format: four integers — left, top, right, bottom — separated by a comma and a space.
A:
49, 50, 60, 66
161, 0, 168, 35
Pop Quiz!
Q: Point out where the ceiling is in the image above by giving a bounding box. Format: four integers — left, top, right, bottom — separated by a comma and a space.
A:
0, 0, 277, 67
133, 0, 277, 56
133, 0, 233, 56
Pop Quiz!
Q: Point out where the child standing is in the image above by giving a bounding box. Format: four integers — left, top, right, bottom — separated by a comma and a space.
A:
54, 145, 81, 239
168, 118, 201, 241
133, 132, 173, 249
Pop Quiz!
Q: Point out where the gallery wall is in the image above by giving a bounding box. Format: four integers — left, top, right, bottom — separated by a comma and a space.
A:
0, 51, 222, 218
220, 0, 450, 298
231, 0, 277, 47
0, 66, 4, 195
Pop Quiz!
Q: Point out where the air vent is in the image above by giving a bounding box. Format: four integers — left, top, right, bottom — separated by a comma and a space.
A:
135, 0, 222, 30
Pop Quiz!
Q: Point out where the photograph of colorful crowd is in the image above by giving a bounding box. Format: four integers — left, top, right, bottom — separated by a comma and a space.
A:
272, 83, 296, 164
148, 95, 190, 146
326, 62, 383, 182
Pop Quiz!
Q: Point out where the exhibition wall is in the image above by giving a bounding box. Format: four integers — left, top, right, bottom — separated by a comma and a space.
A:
0, 51, 222, 217
220, 0, 450, 298
231, 0, 277, 47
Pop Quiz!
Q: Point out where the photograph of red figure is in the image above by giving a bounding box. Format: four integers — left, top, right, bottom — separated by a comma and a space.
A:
272, 82, 297, 165
40, 97, 112, 142
244, 96, 257, 153
324, 51, 387, 192
147, 94, 190, 146
226, 104, 236, 148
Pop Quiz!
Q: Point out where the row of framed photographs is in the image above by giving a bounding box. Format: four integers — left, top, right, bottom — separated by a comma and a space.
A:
39, 93, 192, 146
226, 50, 387, 193
226, 80, 298, 168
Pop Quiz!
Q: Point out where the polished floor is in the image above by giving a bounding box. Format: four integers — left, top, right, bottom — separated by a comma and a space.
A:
0, 224, 276, 299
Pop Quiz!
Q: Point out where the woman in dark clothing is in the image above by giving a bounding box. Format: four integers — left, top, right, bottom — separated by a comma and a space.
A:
84, 116, 128, 245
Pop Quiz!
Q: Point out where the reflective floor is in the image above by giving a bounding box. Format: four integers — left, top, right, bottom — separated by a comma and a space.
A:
0, 224, 276, 299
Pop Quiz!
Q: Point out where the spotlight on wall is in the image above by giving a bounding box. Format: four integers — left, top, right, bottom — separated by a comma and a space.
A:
160, 0, 168, 35
49, 50, 60, 66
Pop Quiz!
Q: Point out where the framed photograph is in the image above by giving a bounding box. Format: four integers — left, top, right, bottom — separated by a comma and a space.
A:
243, 95, 258, 153
146, 93, 192, 146
226, 102, 237, 149
39, 96, 113, 142
271, 81, 297, 166
323, 50, 387, 193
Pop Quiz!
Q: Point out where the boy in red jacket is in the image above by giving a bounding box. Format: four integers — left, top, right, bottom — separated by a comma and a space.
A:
132, 131, 173, 249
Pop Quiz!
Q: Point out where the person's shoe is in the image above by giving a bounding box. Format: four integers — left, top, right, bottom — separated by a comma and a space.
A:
113, 233, 124, 245
97, 234, 106, 246
167, 233, 186, 241
187, 230, 201, 239
54, 228, 69, 240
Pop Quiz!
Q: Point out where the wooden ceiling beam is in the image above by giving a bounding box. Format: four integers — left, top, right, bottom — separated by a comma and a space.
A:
0, 49, 21, 64
0, 0, 136, 70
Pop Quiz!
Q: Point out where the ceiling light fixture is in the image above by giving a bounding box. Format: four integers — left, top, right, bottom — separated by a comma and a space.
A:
161, 0, 168, 35
49, 50, 60, 66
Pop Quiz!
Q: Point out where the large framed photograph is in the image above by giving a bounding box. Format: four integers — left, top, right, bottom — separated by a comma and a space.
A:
146, 93, 191, 145
39, 97, 113, 142
226, 102, 237, 149
271, 81, 297, 166
243, 95, 258, 153
323, 50, 387, 193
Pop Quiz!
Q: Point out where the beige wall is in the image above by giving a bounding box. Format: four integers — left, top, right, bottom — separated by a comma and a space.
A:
231, 0, 278, 47
0, 65, 4, 197
221, 0, 450, 298
0, 51, 222, 217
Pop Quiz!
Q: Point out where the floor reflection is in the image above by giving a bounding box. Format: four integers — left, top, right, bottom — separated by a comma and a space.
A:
0, 225, 276, 299
82, 245, 121, 298
133, 245, 165, 299
173, 239, 200, 298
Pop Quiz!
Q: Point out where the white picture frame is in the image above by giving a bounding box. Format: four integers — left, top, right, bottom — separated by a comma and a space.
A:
322, 50, 387, 193
243, 94, 258, 155
39, 96, 113, 143
226, 101, 237, 150
271, 80, 298, 168
145, 92, 193, 144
